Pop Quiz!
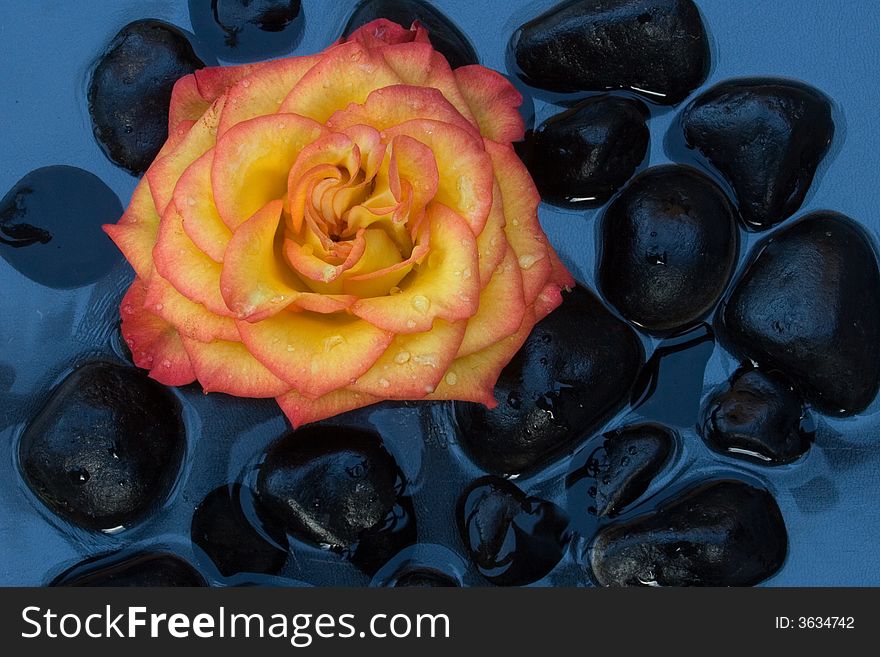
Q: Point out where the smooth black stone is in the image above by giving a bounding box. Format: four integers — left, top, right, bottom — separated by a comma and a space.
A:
598, 165, 739, 334
257, 425, 414, 573
631, 323, 714, 426
701, 367, 812, 465
392, 569, 459, 587
513, 0, 709, 104
519, 95, 649, 207
590, 480, 787, 586
51, 552, 206, 587
458, 477, 569, 586
18, 362, 185, 531
719, 212, 880, 416
189, 0, 302, 63
191, 484, 289, 577
575, 423, 674, 517
454, 286, 644, 476
683, 78, 835, 230
0, 166, 122, 288
88, 20, 204, 175
343, 0, 478, 68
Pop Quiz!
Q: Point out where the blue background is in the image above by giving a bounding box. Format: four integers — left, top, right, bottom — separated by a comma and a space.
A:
1, 0, 878, 585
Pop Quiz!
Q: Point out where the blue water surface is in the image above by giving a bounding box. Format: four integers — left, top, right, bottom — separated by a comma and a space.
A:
1, 0, 878, 586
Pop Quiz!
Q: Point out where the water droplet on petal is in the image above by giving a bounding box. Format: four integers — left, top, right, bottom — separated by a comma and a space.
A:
519, 254, 541, 270
323, 334, 345, 352
394, 351, 411, 364
379, 377, 391, 388
445, 371, 458, 386
411, 295, 430, 313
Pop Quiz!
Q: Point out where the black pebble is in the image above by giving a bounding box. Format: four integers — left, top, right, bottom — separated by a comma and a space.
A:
513, 0, 710, 104
18, 362, 185, 531
88, 20, 205, 175
519, 95, 649, 208
598, 165, 739, 334
188, 0, 302, 63
51, 551, 206, 586
343, 0, 478, 68
1, 166, 122, 289
458, 477, 569, 586
191, 484, 289, 577
683, 78, 835, 230
719, 212, 880, 416
454, 285, 644, 476
574, 423, 674, 517
257, 425, 415, 574
701, 367, 812, 465
392, 568, 459, 587
589, 480, 788, 586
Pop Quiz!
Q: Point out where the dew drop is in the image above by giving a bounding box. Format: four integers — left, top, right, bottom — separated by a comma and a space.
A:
379, 377, 391, 388
445, 371, 458, 386
411, 295, 430, 313
323, 334, 345, 352
394, 351, 411, 364
518, 254, 541, 270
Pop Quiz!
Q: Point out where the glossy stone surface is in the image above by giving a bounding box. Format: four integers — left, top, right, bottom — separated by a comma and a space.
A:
0, 166, 122, 288
392, 568, 459, 587
574, 423, 674, 517
191, 484, 289, 577
257, 425, 414, 572
188, 0, 302, 62
719, 212, 880, 416
458, 477, 568, 586
513, 0, 710, 104
598, 165, 739, 333
519, 95, 649, 207
51, 551, 206, 586
683, 78, 835, 230
454, 286, 644, 476
18, 362, 185, 531
590, 480, 788, 586
343, 0, 478, 68
701, 368, 812, 464
88, 20, 204, 174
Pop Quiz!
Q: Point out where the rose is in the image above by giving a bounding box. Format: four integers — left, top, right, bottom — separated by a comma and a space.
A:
104, 19, 573, 426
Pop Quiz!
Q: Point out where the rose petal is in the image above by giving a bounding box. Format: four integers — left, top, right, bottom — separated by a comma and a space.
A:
236, 310, 394, 398
212, 113, 326, 230
351, 203, 479, 333
344, 18, 431, 49
474, 180, 508, 287
173, 149, 231, 262
181, 337, 290, 398
103, 177, 160, 280
276, 387, 382, 427
485, 139, 553, 304
457, 247, 526, 358
144, 268, 240, 343
426, 306, 537, 407
383, 119, 493, 235
278, 40, 402, 123
218, 55, 321, 136
120, 279, 196, 386
454, 66, 525, 143
350, 318, 466, 398
152, 204, 232, 317
220, 199, 304, 321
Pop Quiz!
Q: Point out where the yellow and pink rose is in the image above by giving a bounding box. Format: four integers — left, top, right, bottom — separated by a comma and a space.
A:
104, 19, 573, 426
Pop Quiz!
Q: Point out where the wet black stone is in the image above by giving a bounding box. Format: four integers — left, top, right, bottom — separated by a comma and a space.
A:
683, 78, 835, 230
598, 165, 739, 334
513, 0, 710, 104
257, 425, 415, 573
454, 285, 644, 476
88, 20, 205, 175
343, 0, 478, 69
589, 480, 787, 586
631, 323, 714, 426
51, 552, 206, 587
458, 477, 569, 586
701, 367, 812, 465
719, 212, 880, 416
392, 568, 459, 587
18, 362, 185, 531
519, 95, 649, 207
574, 423, 674, 517
189, 0, 302, 63
0, 166, 123, 289
191, 484, 289, 577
